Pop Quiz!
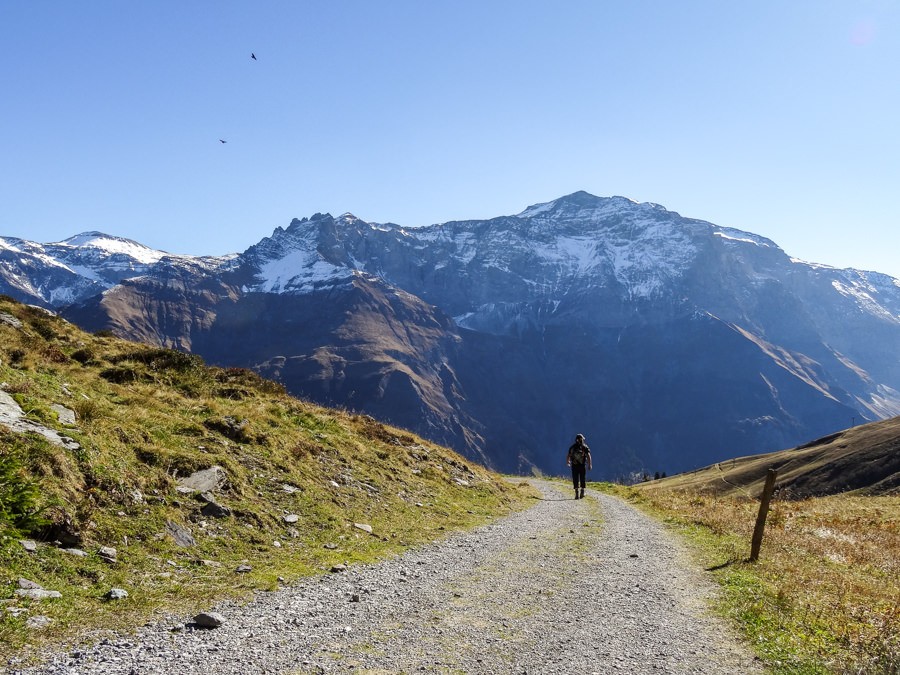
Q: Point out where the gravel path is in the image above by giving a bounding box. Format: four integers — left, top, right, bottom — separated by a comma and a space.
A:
8, 481, 765, 674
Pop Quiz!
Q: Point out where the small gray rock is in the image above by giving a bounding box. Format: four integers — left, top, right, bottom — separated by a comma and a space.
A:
330, 564, 348, 573
166, 521, 196, 547
98, 546, 117, 562
193, 611, 225, 628
235, 564, 252, 573
26, 615, 53, 630
353, 522, 373, 534
15, 589, 62, 600
50, 404, 77, 426
19, 540, 37, 553
105, 588, 129, 601
283, 514, 300, 524
200, 499, 232, 518
62, 547, 88, 557
18, 578, 42, 590
177, 466, 227, 493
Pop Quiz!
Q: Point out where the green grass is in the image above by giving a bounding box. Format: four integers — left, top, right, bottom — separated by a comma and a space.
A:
0, 298, 537, 664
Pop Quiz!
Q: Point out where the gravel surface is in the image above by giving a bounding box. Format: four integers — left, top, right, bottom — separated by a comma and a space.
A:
7, 481, 765, 674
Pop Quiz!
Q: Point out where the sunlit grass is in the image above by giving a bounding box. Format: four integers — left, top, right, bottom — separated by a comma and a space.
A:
605, 482, 900, 674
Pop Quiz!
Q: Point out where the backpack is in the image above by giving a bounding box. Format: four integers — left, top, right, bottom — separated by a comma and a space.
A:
570, 443, 586, 465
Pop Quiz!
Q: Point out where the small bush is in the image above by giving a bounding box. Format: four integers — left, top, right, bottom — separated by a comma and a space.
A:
70, 347, 96, 365
0, 439, 46, 535
100, 366, 142, 384
72, 399, 100, 422
112, 348, 203, 372
203, 416, 255, 443
30, 318, 57, 341
3, 380, 31, 395
40, 345, 70, 364
6, 348, 26, 366
214, 367, 286, 396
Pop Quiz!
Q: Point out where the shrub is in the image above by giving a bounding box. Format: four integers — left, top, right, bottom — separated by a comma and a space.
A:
72, 398, 100, 422
112, 348, 203, 372
70, 347, 96, 365
100, 366, 142, 384
0, 437, 46, 535
6, 348, 26, 366
30, 318, 57, 341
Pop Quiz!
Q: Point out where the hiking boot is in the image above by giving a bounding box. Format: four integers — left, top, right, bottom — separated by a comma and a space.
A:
580, 488, 585, 499
574, 489, 579, 500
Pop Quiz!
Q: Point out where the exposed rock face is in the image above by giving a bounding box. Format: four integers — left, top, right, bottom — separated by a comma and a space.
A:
5, 192, 900, 477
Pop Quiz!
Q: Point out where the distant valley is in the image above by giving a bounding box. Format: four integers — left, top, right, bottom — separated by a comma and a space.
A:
3, 191, 899, 477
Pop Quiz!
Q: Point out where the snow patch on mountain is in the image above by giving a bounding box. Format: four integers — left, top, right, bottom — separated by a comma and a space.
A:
831, 278, 900, 322
713, 229, 776, 247
254, 249, 349, 293
57, 232, 170, 265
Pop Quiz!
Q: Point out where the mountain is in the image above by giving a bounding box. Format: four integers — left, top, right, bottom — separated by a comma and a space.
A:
5, 192, 900, 477
0, 231, 231, 306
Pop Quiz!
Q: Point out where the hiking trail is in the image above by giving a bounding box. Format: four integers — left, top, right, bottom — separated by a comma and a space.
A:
9, 480, 764, 674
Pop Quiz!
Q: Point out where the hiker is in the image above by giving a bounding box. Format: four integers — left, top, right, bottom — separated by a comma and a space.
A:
566, 433, 592, 499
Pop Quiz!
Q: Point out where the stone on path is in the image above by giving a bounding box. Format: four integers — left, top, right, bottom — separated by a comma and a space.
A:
193, 612, 226, 628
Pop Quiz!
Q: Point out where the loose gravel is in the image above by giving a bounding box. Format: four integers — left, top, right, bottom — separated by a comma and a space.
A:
7, 481, 765, 674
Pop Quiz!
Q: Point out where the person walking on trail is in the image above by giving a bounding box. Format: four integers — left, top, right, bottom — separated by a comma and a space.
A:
567, 433, 592, 499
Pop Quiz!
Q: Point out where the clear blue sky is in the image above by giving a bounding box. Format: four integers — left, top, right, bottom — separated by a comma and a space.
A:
2, 1, 899, 278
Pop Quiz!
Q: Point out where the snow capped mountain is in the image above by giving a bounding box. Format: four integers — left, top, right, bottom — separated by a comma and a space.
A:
0, 231, 231, 306
56, 231, 170, 265
5, 192, 900, 477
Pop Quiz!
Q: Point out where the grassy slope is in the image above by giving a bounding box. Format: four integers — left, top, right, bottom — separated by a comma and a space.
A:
618, 418, 900, 672
642, 416, 900, 500
0, 299, 535, 663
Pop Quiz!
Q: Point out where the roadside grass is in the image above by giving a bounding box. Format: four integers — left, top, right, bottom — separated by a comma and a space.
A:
0, 299, 537, 665
599, 481, 900, 674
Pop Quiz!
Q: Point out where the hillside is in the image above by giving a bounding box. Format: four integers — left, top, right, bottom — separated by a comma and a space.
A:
0, 297, 530, 659
640, 415, 900, 498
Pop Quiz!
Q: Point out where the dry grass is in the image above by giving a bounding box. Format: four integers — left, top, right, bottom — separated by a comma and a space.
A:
618, 483, 900, 674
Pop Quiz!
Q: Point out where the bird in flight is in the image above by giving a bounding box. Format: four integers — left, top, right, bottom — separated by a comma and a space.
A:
219, 139, 227, 144
251, 52, 257, 60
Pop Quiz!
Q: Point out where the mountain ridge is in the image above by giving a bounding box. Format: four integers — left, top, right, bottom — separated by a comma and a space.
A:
3, 191, 899, 476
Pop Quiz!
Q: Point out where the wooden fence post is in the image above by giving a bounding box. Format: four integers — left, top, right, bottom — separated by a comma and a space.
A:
749, 468, 778, 562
